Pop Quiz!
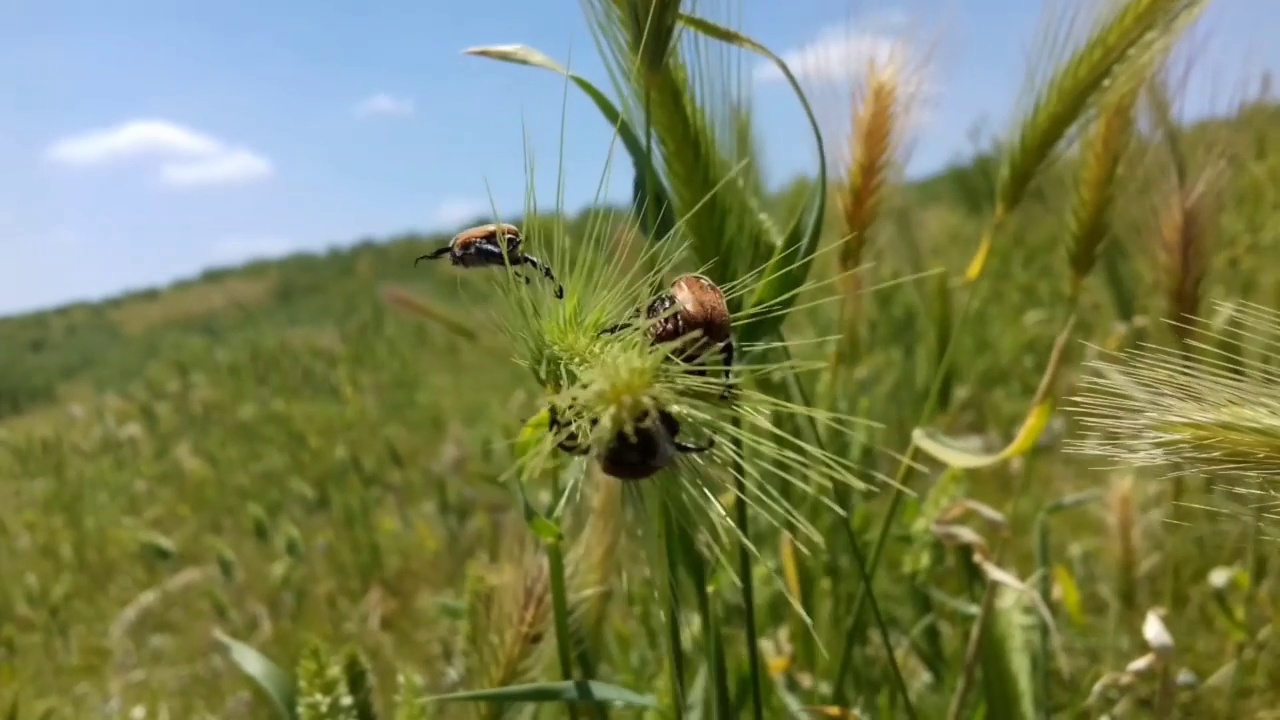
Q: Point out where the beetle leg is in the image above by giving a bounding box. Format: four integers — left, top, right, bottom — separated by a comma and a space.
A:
522, 255, 564, 299
558, 437, 589, 454
599, 322, 631, 336
548, 406, 591, 455
413, 246, 452, 266
719, 338, 736, 400
600, 306, 648, 337
656, 409, 714, 454
675, 436, 715, 454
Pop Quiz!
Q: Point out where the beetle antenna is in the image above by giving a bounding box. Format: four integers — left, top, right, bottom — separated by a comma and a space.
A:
414, 246, 452, 266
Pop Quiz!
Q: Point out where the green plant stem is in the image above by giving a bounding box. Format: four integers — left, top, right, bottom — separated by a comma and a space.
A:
705, 588, 732, 719
1153, 659, 1175, 717
773, 346, 916, 717
1167, 474, 1185, 609
729, 420, 765, 720
572, 628, 607, 720
659, 498, 687, 719
685, 533, 731, 718
1233, 506, 1264, 713
831, 280, 984, 705
1034, 511, 1054, 719
545, 539, 582, 720
946, 541, 1004, 720
838, 500, 918, 720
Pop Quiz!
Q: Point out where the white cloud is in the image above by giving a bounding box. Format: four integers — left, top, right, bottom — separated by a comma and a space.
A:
759, 17, 939, 137
757, 25, 907, 86
44, 119, 223, 165
44, 119, 273, 188
352, 93, 415, 118
208, 235, 298, 264
429, 198, 492, 228
160, 149, 274, 187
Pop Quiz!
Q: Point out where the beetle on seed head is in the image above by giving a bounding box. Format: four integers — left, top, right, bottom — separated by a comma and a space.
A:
549, 404, 713, 481
603, 273, 735, 399
414, 222, 564, 299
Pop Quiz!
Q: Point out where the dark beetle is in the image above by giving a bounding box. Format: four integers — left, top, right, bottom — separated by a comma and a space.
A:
415, 222, 563, 299
548, 404, 713, 481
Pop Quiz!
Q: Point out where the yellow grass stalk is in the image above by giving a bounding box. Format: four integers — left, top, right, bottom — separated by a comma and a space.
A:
465, 537, 554, 715
497, 557, 551, 683
1155, 165, 1222, 349
833, 54, 908, 365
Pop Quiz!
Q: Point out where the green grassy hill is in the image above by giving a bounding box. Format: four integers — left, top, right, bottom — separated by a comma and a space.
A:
2, 86, 1279, 718
6, 100, 1277, 428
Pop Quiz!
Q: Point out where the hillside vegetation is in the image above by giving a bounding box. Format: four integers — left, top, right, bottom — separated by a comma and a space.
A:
4, 3, 1280, 718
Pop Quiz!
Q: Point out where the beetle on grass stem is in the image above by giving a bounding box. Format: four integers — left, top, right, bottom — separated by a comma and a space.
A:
602, 273, 735, 399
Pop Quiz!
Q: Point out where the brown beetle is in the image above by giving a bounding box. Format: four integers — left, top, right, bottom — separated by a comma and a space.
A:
548, 404, 713, 481
602, 273, 735, 398
415, 222, 563, 299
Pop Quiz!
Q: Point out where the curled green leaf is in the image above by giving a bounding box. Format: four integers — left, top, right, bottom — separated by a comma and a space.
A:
214, 630, 298, 720
464, 43, 675, 243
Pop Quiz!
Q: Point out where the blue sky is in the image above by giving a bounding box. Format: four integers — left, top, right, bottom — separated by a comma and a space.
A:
1, 0, 1275, 317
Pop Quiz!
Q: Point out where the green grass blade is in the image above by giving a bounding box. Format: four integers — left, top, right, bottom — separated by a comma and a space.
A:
728, 422, 765, 720
658, 492, 689, 717
464, 43, 676, 242
546, 540, 583, 720
213, 630, 298, 720
1033, 492, 1101, 713
676, 13, 826, 350
426, 680, 659, 710
979, 588, 1038, 720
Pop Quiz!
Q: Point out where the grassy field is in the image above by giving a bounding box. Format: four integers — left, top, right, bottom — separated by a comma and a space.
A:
3, 1, 1280, 718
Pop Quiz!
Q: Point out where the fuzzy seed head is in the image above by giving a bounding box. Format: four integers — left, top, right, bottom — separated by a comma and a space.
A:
1069, 301, 1280, 531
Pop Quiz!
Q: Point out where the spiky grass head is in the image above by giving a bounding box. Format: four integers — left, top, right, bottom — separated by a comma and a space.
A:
1068, 301, 1280, 531
434, 51, 901, 640
477, 198, 898, 643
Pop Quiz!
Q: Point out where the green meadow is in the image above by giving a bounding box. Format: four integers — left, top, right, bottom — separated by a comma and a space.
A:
3, 1, 1279, 718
